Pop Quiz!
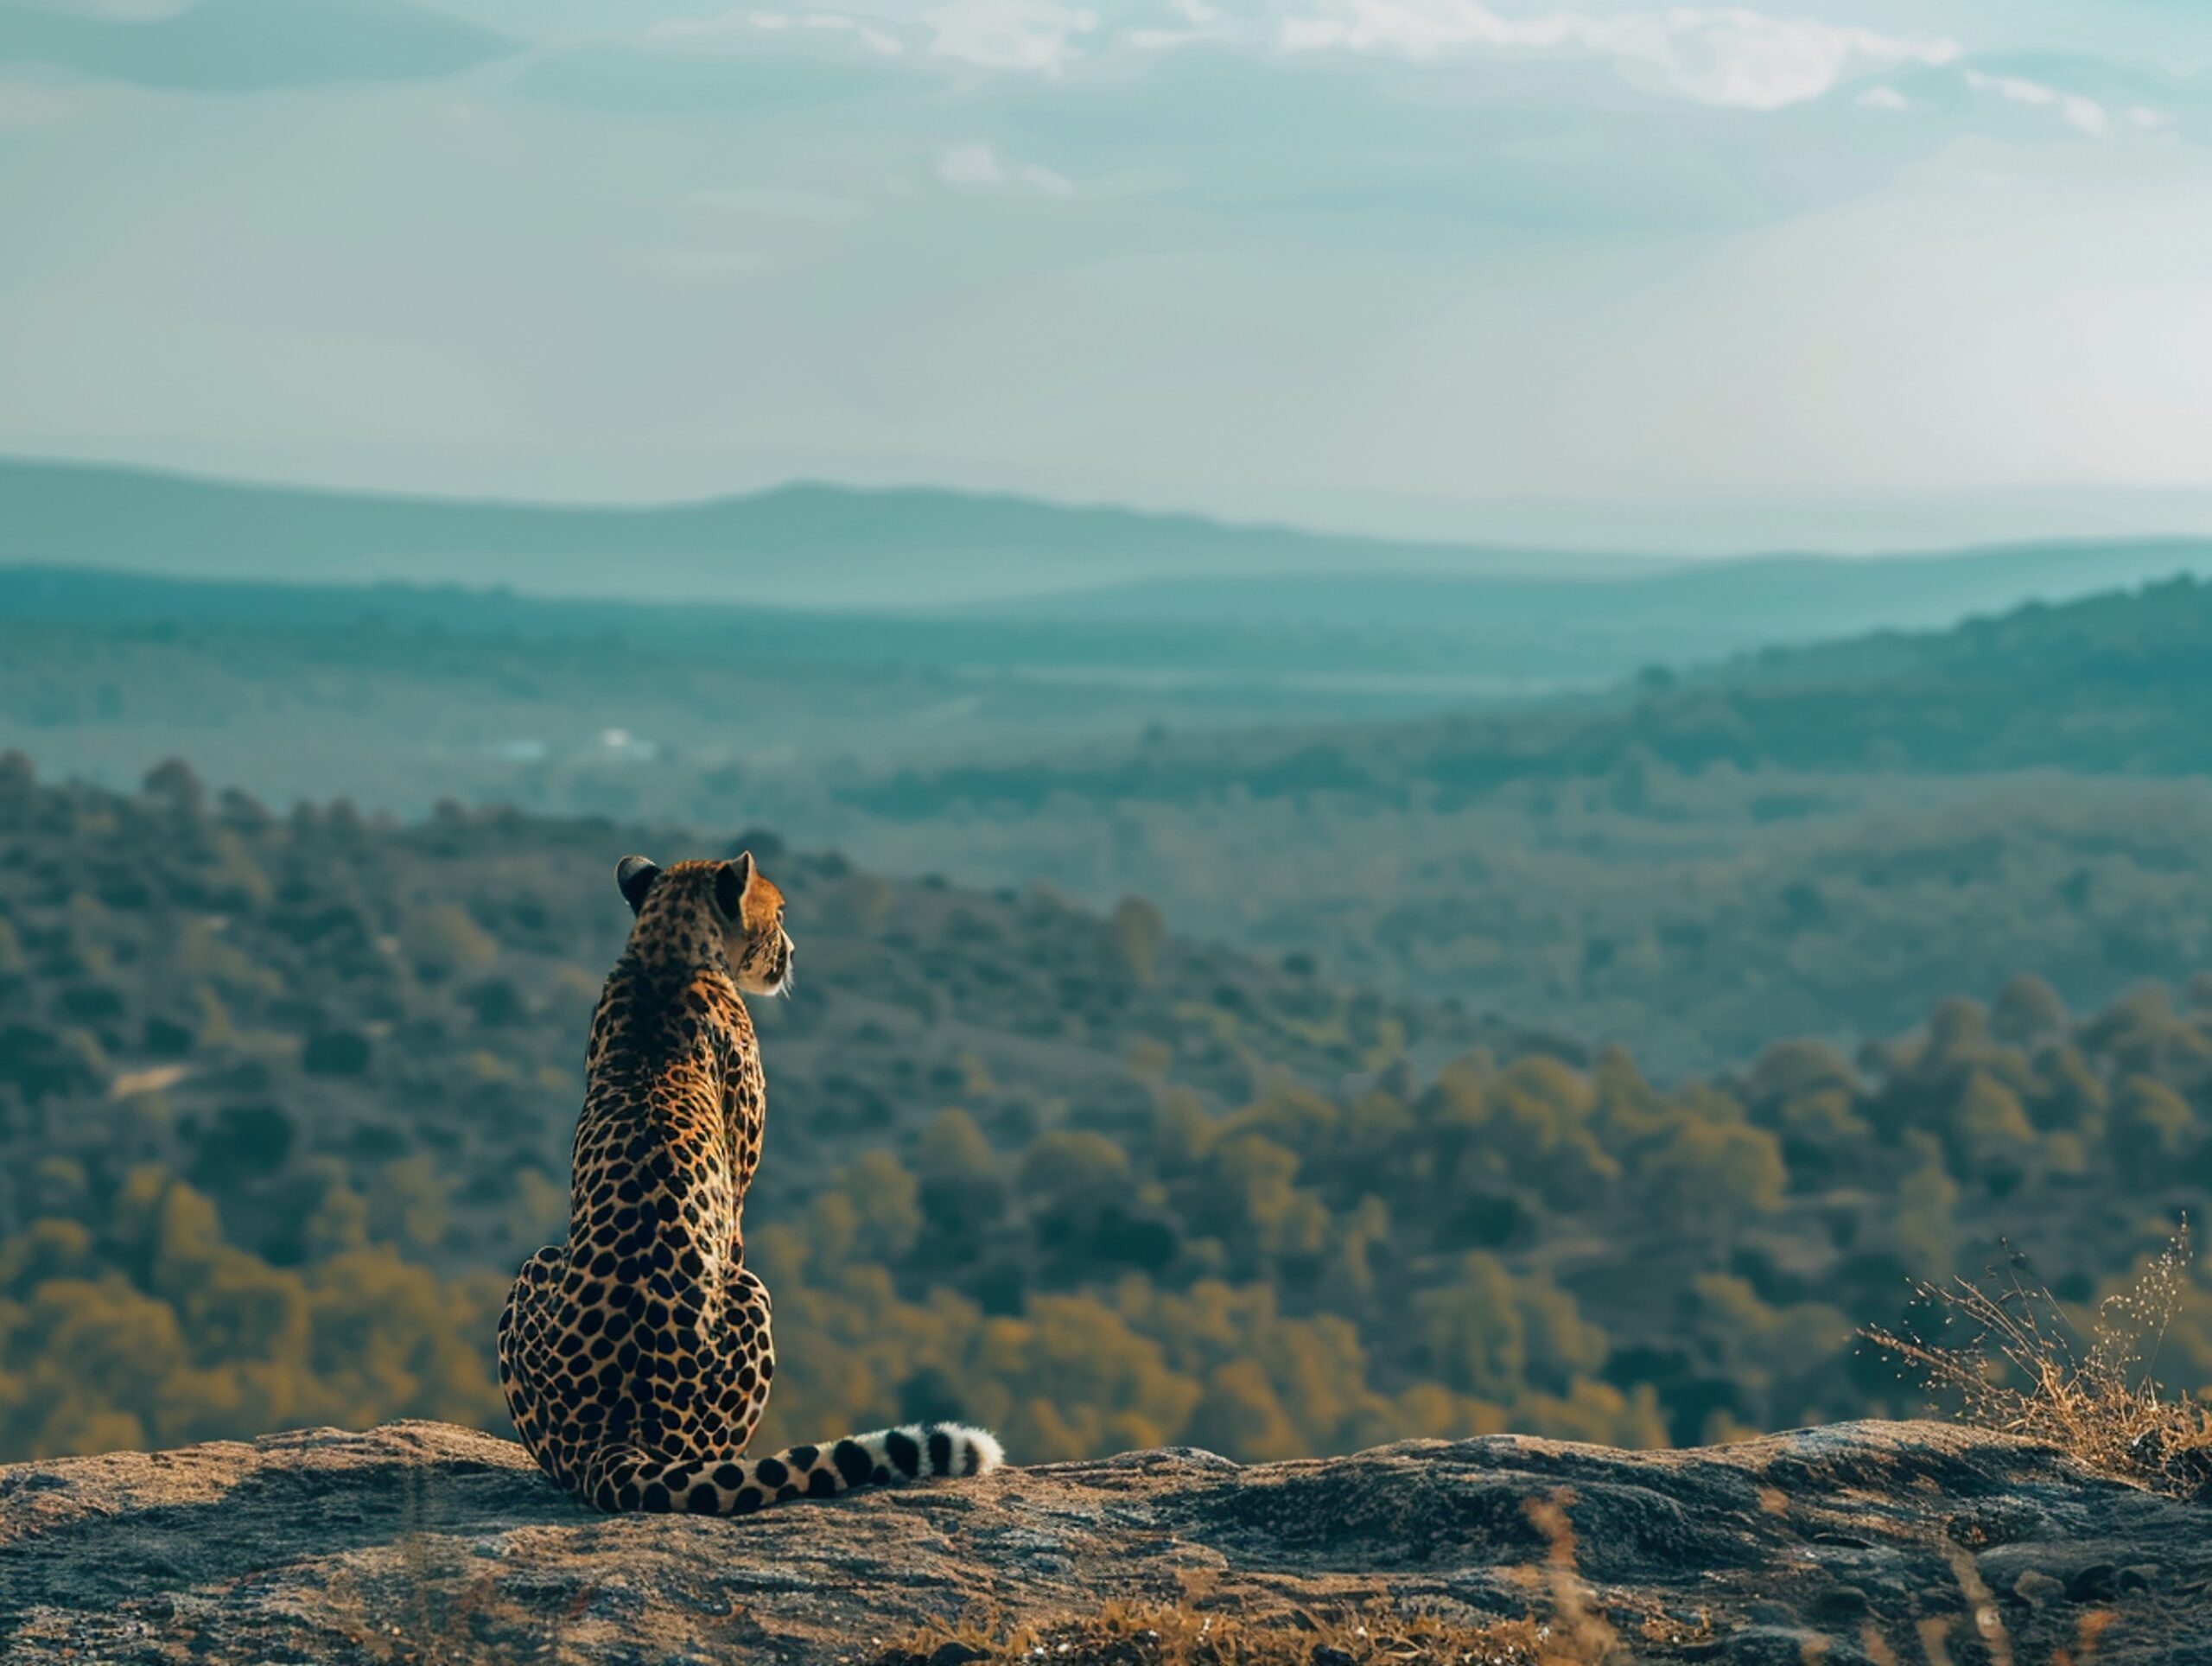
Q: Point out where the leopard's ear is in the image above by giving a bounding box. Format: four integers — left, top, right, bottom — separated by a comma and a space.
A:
615, 855, 661, 915
714, 852, 752, 919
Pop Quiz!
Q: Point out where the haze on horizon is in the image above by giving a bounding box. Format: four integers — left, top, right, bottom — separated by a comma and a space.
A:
3, 0, 2212, 555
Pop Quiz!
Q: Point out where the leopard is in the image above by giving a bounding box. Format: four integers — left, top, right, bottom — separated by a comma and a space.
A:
497, 850, 1003, 1514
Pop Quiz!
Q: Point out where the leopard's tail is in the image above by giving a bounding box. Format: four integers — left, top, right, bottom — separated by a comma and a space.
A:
583, 1422, 1005, 1515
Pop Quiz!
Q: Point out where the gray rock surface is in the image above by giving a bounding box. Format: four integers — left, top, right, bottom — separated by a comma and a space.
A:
1, 1419, 2206, 1663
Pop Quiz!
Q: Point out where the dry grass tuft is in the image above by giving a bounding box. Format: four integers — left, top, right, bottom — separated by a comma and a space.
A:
873, 1597, 1558, 1666
1521, 1492, 1619, 1664
871, 1491, 1683, 1666
310, 1466, 599, 1666
1863, 1220, 2212, 1500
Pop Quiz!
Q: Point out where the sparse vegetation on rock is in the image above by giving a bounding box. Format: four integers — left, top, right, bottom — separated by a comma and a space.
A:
3, 1417, 2209, 1664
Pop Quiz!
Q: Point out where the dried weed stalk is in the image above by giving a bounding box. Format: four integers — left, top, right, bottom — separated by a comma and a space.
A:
1863, 1221, 2212, 1499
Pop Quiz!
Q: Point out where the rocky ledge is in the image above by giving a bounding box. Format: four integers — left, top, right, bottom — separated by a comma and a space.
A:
1, 1420, 2206, 1665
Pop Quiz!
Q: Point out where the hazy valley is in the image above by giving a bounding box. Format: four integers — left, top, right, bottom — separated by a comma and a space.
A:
5, 466, 2212, 1488
10, 482, 2212, 1076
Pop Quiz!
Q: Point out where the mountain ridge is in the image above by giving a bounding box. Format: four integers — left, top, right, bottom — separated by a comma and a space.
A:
0, 455, 1622, 610
10, 456, 2212, 633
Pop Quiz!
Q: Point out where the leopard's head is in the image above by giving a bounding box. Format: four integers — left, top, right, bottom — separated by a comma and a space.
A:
614, 852, 794, 996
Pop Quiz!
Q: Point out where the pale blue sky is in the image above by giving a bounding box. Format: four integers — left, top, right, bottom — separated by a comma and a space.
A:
3, 0, 2210, 550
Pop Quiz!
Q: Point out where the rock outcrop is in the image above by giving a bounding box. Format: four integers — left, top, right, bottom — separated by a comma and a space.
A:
2, 1420, 2206, 1664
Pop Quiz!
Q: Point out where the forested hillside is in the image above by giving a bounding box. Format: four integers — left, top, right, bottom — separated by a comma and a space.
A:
3, 761, 2205, 1470
10, 571, 2212, 1077
812, 573, 2212, 1070
850, 571, 2212, 812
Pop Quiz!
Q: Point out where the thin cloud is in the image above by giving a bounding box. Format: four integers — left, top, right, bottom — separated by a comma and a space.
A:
1964, 68, 2113, 137
0, 0, 515, 91
1271, 3, 1962, 110
937, 141, 1075, 194
924, 0, 1100, 74
650, 8, 905, 54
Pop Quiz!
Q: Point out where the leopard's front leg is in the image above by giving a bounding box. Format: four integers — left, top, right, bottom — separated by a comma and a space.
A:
498, 1245, 575, 1486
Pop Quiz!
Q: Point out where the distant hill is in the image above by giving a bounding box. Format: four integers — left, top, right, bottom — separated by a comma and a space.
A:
0, 563, 1540, 686
7, 458, 2209, 658
991, 539, 2212, 670
0, 0, 511, 91
0, 455, 1611, 611
845, 571, 2212, 817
